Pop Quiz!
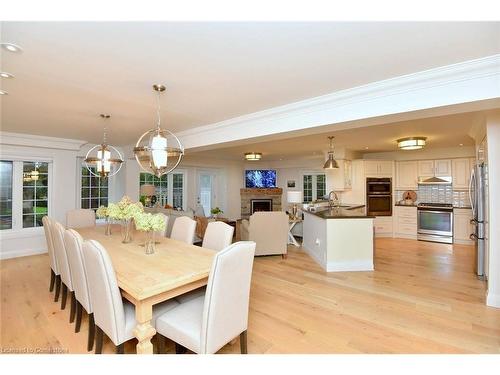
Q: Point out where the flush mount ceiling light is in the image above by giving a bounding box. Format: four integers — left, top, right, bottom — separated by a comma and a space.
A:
0, 72, 14, 79
1, 43, 23, 53
84, 114, 124, 178
397, 136, 427, 150
244, 152, 262, 161
323, 136, 339, 169
0, 90, 8, 95
133, 84, 184, 177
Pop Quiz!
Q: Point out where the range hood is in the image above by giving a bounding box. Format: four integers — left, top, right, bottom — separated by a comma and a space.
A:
418, 176, 452, 185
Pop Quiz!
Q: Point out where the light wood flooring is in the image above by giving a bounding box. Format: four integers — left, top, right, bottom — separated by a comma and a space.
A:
1, 238, 499, 354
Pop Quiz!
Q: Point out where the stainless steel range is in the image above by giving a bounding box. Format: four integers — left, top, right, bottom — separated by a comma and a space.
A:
417, 203, 453, 244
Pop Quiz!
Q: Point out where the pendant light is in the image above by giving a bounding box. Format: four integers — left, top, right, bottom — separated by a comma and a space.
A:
84, 114, 124, 178
323, 136, 339, 169
133, 84, 184, 177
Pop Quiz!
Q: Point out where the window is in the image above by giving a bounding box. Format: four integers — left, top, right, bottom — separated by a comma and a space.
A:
22, 162, 49, 228
303, 173, 326, 203
0, 159, 51, 231
0, 161, 13, 230
81, 166, 108, 210
139, 171, 185, 210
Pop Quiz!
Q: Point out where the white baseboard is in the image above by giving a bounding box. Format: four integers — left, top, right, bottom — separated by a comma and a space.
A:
301, 245, 326, 268
486, 291, 500, 308
327, 260, 374, 272
0, 248, 47, 260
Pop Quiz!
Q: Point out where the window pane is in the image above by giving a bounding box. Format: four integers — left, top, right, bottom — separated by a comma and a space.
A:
303, 175, 313, 203
0, 161, 13, 230
81, 166, 108, 211
23, 162, 49, 228
172, 174, 184, 209
316, 174, 326, 200
82, 199, 89, 209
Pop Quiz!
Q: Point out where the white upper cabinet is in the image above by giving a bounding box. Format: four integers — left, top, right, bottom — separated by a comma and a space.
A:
364, 160, 393, 177
329, 159, 352, 191
396, 161, 418, 189
417, 159, 451, 177
452, 158, 471, 190
435, 159, 452, 176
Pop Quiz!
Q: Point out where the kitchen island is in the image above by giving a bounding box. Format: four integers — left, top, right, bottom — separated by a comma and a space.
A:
302, 205, 375, 272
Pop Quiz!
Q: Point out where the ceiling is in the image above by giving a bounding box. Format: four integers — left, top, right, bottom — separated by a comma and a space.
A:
189, 112, 480, 161
1, 22, 499, 145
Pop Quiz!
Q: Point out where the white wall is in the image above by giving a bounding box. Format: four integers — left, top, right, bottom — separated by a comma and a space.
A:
362, 146, 475, 160
486, 113, 500, 308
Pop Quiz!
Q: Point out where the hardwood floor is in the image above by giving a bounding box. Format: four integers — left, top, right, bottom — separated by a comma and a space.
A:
1, 238, 499, 354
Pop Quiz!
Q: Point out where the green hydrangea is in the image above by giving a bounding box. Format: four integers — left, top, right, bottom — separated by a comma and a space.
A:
134, 212, 166, 232
107, 196, 144, 221
96, 205, 108, 219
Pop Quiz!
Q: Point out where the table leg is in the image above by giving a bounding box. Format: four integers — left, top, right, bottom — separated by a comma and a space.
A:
288, 222, 301, 247
133, 301, 156, 354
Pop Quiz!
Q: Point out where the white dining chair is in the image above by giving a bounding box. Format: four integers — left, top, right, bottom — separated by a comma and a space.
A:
66, 209, 96, 229
202, 221, 234, 251
42, 216, 61, 301
51, 221, 77, 321
156, 241, 256, 354
170, 216, 197, 244
64, 229, 95, 351
82, 240, 180, 354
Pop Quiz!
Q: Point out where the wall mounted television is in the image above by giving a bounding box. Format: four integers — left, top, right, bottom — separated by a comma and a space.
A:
245, 170, 277, 188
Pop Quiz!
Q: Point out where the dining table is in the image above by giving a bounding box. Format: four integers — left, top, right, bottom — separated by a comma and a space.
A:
75, 224, 215, 354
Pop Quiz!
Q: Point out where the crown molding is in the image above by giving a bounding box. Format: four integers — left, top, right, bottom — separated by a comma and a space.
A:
178, 54, 500, 150
0, 131, 87, 151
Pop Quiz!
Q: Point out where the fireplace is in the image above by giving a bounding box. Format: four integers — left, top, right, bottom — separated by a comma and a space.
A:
251, 199, 272, 214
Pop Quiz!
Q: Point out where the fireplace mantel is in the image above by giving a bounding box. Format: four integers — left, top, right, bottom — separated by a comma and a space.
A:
240, 188, 283, 219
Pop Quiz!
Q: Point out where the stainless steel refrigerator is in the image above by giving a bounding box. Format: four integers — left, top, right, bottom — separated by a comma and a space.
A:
469, 162, 487, 279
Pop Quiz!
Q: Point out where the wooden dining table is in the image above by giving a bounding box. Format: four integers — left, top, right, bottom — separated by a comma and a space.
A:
75, 224, 215, 354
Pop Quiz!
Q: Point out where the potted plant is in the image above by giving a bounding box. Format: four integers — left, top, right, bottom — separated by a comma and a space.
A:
134, 212, 166, 254
210, 207, 223, 219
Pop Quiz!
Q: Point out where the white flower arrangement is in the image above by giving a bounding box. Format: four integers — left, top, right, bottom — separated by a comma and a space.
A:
134, 212, 166, 232
96, 205, 108, 219
107, 196, 144, 221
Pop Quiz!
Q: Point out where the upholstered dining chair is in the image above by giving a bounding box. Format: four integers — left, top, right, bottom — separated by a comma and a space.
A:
170, 216, 197, 244
66, 209, 96, 229
156, 241, 256, 354
51, 221, 77, 323
202, 221, 234, 252
82, 240, 180, 354
64, 229, 95, 351
42, 216, 62, 301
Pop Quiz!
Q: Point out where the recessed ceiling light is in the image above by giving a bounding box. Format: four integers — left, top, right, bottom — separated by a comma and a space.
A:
0, 90, 8, 95
459, 143, 464, 146
0, 72, 14, 79
1, 43, 23, 53
365, 147, 369, 150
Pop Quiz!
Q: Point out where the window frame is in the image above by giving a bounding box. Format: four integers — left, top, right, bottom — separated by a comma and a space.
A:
138, 169, 187, 210
0, 157, 53, 234
302, 172, 327, 203
79, 165, 109, 210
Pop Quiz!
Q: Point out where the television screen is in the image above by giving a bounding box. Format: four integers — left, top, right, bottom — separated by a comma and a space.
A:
245, 170, 277, 188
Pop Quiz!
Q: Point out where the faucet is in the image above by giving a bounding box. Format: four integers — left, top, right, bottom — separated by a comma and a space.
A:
328, 190, 340, 208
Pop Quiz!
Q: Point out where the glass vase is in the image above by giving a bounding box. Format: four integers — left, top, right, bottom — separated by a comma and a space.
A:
105, 217, 112, 236
145, 231, 155, 255
121, 219, 133, 244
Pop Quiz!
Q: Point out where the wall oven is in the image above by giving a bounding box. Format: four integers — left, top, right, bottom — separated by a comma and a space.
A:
366, 178, 392, 216
417, 203, 453, 244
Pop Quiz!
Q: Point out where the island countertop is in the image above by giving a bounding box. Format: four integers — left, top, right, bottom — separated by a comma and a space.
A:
304, 205, 375, 219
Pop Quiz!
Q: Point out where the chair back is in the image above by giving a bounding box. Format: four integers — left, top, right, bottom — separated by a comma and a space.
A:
170, 216, 197, 244
82, 240, 126, 346
42, 216, 59, 274
200, 241, 256, 354
202, 221, 234, 251
64, 229, 92, 313
249, 211, 288, 256
66, 209, 96, 229
51, 221, 73, 291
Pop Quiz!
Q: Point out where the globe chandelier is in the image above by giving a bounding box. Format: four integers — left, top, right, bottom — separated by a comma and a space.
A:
84, 114, 124, 178
133, 84, 184, 177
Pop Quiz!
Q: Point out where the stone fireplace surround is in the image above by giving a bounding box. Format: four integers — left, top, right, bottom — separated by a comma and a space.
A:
240, 188, 282, 219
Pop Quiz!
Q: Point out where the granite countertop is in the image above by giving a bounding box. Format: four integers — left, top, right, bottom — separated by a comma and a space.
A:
304, 205, 374, 219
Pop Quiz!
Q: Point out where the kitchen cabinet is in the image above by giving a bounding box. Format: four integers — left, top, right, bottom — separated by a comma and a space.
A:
452, 158, 471, 190
329, 159, 352, 191
394, 206, 417, 239
417, 159, 452, 178
395, 161, 418, 189
374, 216, 393, 237
454, 208, 474, 245
364, 160, 393, 177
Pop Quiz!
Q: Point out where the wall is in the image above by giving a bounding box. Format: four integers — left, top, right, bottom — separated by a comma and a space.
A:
0, 133, 124, 259
486, 113, 500, 308
362, 146, 475, 160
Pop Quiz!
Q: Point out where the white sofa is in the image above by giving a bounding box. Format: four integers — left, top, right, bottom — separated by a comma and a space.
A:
240, 211, 288, 257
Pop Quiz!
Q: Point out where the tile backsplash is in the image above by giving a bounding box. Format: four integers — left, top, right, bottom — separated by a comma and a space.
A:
395, 185, 470, 207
